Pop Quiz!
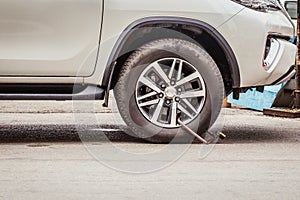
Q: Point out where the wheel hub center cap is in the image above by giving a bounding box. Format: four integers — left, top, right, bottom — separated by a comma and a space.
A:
164, 86, 177, 99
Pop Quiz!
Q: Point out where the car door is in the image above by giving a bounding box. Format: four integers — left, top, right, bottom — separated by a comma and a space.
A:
0, 0, 103, 77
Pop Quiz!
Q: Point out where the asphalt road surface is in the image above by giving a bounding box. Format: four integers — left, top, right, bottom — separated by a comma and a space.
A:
0, 101, 300, 199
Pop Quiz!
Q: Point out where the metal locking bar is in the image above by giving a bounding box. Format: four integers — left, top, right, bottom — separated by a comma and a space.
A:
177, 118, 209, 144
177, 118, 226, 144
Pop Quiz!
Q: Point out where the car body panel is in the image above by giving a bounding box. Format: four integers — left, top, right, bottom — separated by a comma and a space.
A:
0, 0, 103, 77
217, 8, 296, 86
84, 0, 244, 85
0, 0, 296, 89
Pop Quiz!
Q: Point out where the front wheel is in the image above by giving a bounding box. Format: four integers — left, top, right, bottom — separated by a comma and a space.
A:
114, 38, 224, 143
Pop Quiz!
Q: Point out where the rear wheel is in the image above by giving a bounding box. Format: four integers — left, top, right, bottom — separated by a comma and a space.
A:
114, 38, 224, 143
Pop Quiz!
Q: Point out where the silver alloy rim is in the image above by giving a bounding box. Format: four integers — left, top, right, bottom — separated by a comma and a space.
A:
135, 58, 206, 128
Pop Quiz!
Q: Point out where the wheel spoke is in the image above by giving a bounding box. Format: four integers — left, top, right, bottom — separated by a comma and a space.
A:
182, 99, 197, 114
135, 57, 206, 128
137, 91, 158, 101
168, 59, 176, 79
175, 72, 199, 86
178, 104, 194, 119
170, 102, 177, 126
177, 60, 183, 81
180, 90, 205, 99
151, 99, 164, 122
139, 99, 160, 107
152, 62, 170, 84
139, 76, 162, 93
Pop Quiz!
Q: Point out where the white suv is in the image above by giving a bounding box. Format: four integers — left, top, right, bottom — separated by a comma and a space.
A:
0, 0, 297, 142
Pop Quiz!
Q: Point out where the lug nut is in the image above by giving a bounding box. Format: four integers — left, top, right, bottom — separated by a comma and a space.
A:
161, 84, 166, 88
166, 100, 171, 104
175, 97, 180, 102
170, 81, 175, 86
159, 93, 164, 98
177, 88, 182, 92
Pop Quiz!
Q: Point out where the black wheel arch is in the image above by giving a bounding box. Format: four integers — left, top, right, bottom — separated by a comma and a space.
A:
101, 16, 240, 105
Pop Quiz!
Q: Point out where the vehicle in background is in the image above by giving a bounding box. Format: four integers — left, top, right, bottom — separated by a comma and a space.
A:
280, 0, 297, 27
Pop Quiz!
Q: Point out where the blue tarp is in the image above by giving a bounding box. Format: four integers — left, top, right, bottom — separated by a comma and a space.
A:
228, 84, 283, 111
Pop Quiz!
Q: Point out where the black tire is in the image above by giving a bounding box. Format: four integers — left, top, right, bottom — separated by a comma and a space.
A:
114, 38, 224, 143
